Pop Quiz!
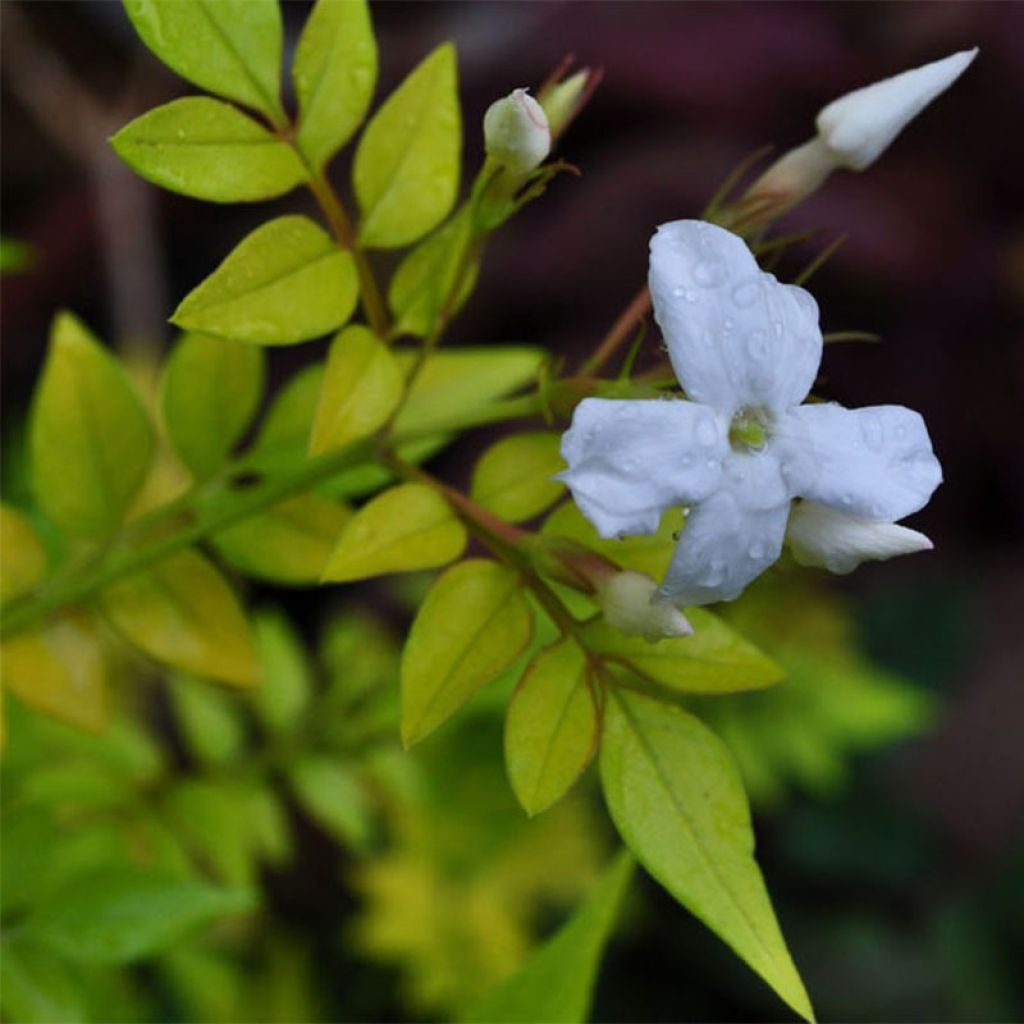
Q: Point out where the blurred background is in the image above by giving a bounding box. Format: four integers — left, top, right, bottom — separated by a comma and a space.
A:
2, 2, 1023, 1022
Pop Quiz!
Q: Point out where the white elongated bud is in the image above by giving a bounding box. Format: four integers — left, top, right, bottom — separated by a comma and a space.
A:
540, 69, 590, 138
483, 88, 551, 175
786, 501, 933, 575
599, 571, 693, 642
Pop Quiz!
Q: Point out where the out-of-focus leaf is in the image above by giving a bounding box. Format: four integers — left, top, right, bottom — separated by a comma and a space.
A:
293, 0, 377, 168
169, 674, 246, 767
161, 333, 266, 479
322, 483, 465, 583
254, 362, 325, 457
600, 689, 814, 1022
100, 549, 259, 687
30, 312, 153, 538
25, 868, 255, 964
505, 638, 599, 816
111, 98, 303, 202
0, 503, 47, 602
1, 237, 34, 274
288, 757, 373, 849
471, 432, 565, 524
252, 609, 313, 733
354, 43, 460, 248
309, 325, 403, 454
173, 215, 357, 344
0, 935, 86, 1024
466, 851, 634, 1023
242, 783, 293, 867
123, 0, 285, 123
401, 559, 533, 745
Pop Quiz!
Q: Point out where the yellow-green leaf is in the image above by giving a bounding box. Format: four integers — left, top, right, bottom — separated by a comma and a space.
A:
161, 333, 266, 479
293, 0, 377, 169
111, 98, 304, 203
600, 689, 814, 1022
252, 611, 313, 733
322, 483, 465, 583
505, 638, 599, 816
169, 674, 246, 768
173, 216, 358, 345
210, 493, 350, 585
123, 0, 285, 123
401, 559, 533, 745
309, 325, 403, 455
31, 313, 153, 538
255, 363, 325, 457
0, 505, 47, 603
354, 43, 460, 248
472, 432, 565, 523
100, 549, 259, 687
288, 757, 372, 850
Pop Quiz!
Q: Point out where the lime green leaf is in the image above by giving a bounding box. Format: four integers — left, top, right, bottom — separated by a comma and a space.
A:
354, 43, 460, 248
255, 362, 325, 456
472, 432, 565, 524
1, 237, 35, 275
293, 0, 377, 168
466, 851, 634, 1024
582, 608, 784, 696
210, 493, 350, 584
0, 935, 86, 1024
309, 325, 403, 455
111, 98, 303, 203
242, 783, 293, 867
169, 674, 246, 767
288, 757, 373, 849
1, 612, 109, 732
161, 333, 266, 479
25, 868, 255, 964
323, 482, 466, 583
172, 215, 357, 345
100, 549, 260, 687
0, 504, 47, 603
401, 559, 533, 745
251, 610, 313, 733
123, 0, 285, 123
505, 637, 599, 816
600, 689, 814, 1022
30, 312, 153, 538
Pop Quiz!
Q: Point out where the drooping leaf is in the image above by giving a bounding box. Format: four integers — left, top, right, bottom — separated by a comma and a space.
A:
600, 689, 814, 1022
110, 98, 304, 203
210, 493, 350, 584
169, 674, 246, 767
309, 325, 403, 455
322, 483, 466, 583
505, 637, 599, 816
123, 0, 285, 123
100, 549, 260, 687
251, 610, 313, 733
354, 43, 460, 248
24, 868, 255, 964
30, 313, 153, 538
161, 333, 266, 479
472, 432, 565, 524
582, 608, 784, 696
466, 851, 634, 1024
288, 757, 373, 849
0, 504, 47, 603
401, 559, 533, 745
172, 215, 358, 344
293, 0, 377, 168
0, 935, 86, 1024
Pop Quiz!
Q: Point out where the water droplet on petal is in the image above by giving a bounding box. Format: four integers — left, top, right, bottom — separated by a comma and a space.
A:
732, 279, 761, 308
680, 453, 694, 469
672, 286, 685, 298
695, 412, 719, 447
745, 329, 769, 361
693, 259, 725, 287
748, 542, 765, 560
722, 318, 735, 333
860, 412, 885, 452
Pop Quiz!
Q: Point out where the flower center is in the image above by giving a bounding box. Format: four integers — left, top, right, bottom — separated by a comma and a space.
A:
728, 406, 771, 452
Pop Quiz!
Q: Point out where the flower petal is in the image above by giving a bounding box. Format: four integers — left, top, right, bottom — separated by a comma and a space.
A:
559, 397, 727, 539
649, 220, 822, 413
786, 500, 933, 574
657, 489, 790, 606
779, 403, 941, 521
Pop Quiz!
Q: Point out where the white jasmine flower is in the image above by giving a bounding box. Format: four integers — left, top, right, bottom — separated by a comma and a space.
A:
599, 570, 694, 641
559, 220, 941, 606
483, 88, 551, 175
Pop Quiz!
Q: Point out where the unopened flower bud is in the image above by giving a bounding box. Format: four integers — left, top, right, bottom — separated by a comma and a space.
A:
483, 88, 551, 175
539, 69, 590, 138
599, 571, 693, 642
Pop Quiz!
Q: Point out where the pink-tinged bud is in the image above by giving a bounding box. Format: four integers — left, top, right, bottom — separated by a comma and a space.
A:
599, 571, 693, 642
483, 88, 551, 175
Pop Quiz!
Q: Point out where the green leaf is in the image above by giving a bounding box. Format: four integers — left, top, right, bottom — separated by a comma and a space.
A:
600, 689, 814, 1022
505, 637, 599, 816
210, 493, 350, 584
309, 325, 403, 455
472, 432, 565, 524
169, 674, 246, 767
30, 312, 153, 538
111, 98, 303, 203
25, 868, 255, 964
401, 559, 533, 745
0, 935, 86, 1024
172, 215, 358, 344
100, 549, 260, 687
123, 0, 285, 123
161, 332, 266, 479
242, 783, 293, 867
255, 362, 325, 456
293, 0, 377, 169
582, 608, 784, 696
288, 757, 373, 849
322, 482, 466, 583
354, 43, 460, 248
0, 503, 47, 602
466, 850, 634, 1024
251, 610, 313, 733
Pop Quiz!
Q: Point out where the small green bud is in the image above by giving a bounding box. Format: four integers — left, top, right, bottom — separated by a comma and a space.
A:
483, 88, 550, 175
